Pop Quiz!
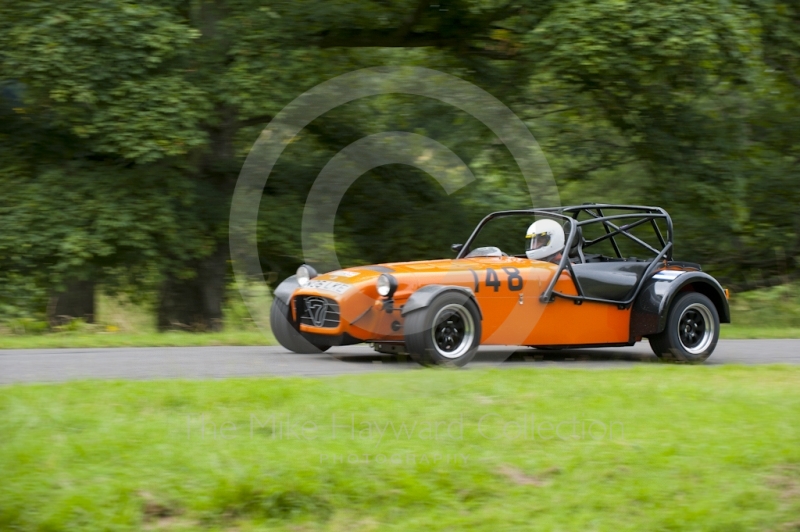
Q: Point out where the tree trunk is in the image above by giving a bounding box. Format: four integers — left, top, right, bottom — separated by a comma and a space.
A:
156, 88, 236, 332
48, 280, 96, 326
157, 242, 228, 332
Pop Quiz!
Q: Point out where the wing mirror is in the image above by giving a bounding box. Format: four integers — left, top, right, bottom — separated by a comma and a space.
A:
451, 243, 463, 254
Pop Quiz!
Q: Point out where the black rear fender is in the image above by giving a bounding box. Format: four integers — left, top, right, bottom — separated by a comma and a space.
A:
630, 271, 730, 340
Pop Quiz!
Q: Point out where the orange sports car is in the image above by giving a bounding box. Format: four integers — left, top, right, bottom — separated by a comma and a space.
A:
271, 205, 730, 365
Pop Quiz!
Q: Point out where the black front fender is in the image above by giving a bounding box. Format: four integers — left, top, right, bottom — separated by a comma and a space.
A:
401, 285, 482, 319
630, 271, 730, 340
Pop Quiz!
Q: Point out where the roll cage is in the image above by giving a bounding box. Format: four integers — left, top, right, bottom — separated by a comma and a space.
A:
457, 204, 675, 307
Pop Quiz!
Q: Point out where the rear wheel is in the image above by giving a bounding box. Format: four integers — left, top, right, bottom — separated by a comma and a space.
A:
404, 292, 481, 367
649, 292, 719, 363
270, 298, 330, 354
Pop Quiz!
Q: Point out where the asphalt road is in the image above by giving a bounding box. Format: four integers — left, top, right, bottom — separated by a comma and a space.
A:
0, 340, 798, 384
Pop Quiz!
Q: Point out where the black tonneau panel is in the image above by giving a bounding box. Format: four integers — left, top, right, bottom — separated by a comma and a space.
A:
571, 262, 650, 301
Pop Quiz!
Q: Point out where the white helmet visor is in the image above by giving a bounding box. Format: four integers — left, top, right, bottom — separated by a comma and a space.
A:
528, 231, 552, 251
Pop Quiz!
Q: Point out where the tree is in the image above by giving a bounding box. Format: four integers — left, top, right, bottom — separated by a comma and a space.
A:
0, 1, 332, 328
1, 0, 799, 332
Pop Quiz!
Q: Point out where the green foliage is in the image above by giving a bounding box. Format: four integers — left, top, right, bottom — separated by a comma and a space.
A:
5, 318, 48, 335
0, 0, 207, 163
0, 155, 220, 324
729, 282, 800, 329
1, 0, 799, 323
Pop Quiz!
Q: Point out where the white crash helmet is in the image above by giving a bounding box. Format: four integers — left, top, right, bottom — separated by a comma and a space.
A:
525, 219, 565, 261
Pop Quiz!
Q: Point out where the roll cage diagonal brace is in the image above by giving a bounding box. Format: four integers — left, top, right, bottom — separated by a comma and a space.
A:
456, 204, 675, 308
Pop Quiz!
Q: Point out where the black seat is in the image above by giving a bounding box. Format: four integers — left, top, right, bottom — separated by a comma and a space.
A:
565, 224, 584, 260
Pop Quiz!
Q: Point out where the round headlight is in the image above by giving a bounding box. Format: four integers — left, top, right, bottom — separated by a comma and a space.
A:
376, 274, 397, 298
296, 265, 317, 286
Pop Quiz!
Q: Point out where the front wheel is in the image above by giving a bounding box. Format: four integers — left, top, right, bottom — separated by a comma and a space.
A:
404, 291, 482, 367
270, 298, 330, 354
648, 292, 719, 363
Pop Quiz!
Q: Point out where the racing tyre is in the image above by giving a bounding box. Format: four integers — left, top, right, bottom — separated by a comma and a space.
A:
270, 298, 330, 354
404, 291, 481, 367
649, 292, 719, 363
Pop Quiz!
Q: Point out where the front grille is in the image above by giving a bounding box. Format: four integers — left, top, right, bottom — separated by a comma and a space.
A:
296, 296, 340, 328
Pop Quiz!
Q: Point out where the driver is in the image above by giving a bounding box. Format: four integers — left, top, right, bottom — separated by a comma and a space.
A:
525, 219, 566, 263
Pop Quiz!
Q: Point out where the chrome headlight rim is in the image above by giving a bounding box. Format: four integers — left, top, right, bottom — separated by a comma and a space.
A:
376, 273, 398, 298
296, 264, 318, 287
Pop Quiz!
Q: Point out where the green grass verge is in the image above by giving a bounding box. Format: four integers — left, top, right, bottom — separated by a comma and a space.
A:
721, 326, 800, 339
0, 330, 275, 349
2, 367, 799, 531
0, 324, 794, 349
0, 323, 796, 350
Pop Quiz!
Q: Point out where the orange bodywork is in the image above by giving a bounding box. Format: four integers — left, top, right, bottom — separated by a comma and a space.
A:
290, 256, 676, 347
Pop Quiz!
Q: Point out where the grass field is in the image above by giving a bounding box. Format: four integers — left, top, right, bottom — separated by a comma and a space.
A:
1, 367, 799, 531
720, 327, 800, 339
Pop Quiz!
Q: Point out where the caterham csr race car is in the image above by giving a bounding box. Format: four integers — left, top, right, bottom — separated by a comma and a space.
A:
271, 205, 730, 366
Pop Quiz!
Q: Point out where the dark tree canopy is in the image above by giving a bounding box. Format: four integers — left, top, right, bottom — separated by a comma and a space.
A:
1, 0, 798, 326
